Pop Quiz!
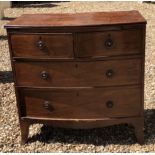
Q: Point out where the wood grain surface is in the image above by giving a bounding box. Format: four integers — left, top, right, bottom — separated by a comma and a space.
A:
5, 11, 146, 28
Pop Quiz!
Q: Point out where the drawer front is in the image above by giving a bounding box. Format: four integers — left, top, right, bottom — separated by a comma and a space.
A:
14, 58, 142, 87
77, 29, 143, 57
11, 34, 73, 58
20, 86, 141, 119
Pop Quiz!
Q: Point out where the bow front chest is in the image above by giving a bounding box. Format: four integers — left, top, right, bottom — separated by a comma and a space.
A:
5, 11, 146, 144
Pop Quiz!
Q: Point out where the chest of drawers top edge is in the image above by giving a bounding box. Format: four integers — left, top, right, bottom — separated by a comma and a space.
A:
5, 10, 146, 28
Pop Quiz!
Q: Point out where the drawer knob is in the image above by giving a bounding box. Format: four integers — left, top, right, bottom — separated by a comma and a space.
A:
106, 69, 114, 78
105, 39, 113, 48
43, 101, 52, 110
41, 71, 49, 80
37, 40, 45, 50
106, 100, 114, 108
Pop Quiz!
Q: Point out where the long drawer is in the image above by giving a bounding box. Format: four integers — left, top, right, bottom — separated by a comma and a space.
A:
77, 29, 143, 57
19, 86, 141, 119
11, 33, 74, 58
14, 58, 142, 87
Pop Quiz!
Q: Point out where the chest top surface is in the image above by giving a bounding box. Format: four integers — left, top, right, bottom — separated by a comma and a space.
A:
5, 10, 146, 28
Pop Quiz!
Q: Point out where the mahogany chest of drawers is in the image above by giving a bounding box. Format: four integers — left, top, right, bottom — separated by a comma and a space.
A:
5, 11, 146, 144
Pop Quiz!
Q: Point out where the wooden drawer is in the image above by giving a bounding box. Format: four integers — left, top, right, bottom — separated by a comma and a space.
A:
77, 29, 143, 57
11, 34, 73, 58
20, 86, 141, 119
14, 58, 141, 87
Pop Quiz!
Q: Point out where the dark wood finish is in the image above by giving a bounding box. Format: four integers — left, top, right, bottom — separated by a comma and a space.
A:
21, 117, 143, 130
11, 34, 73, 58
14, 58, 142, 87
6, 24, 145, 33
77, 29, 143, 57
132, 119, 144, 145
5, 11, 146, 145
5, 11, 146, 28
20, 121, 30, 145
20, 86, 141, 118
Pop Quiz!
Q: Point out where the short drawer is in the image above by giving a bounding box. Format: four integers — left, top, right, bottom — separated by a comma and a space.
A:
77, 29, 143, 57
20, 86, 141, 119
11, 33, 73, 58
14, 58, 142, 87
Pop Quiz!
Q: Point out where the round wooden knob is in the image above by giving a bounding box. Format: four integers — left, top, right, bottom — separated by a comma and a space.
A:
41, 71, 49, 80
106, 69, 114, 78
105, 39, 113, 48
37, 40, 45, 50
43, 101, 51, 110
106, 100, 114, 108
